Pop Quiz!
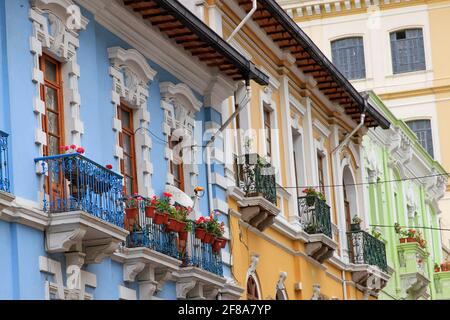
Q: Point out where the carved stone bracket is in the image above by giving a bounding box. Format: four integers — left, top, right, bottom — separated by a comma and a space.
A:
305, 234, 337, 263
176, 280, 197, 300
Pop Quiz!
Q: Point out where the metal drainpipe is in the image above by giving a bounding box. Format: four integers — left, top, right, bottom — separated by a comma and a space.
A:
342, 270, 348, 300
226, 0, 257, 43
206, 83, 252, 213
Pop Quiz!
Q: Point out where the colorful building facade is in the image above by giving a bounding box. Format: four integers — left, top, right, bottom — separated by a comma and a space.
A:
279, 0, 450, 261
0, 0, 269, 300
362, 92, 449, 300
193, 0, 393, 300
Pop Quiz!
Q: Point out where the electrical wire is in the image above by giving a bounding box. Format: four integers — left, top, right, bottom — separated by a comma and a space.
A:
276, 172, 449, 190
371, 224, 450, 233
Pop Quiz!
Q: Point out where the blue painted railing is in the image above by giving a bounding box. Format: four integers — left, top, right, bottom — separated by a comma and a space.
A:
34, 153, 124, 228
0, 131, 10, 193
127, 203, 223, 277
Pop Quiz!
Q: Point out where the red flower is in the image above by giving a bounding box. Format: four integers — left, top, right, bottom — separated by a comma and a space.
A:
106, 164, 113, 170
64, 146, 69, 151
70, 145, 77, 150
163, 192, 173, 198
76, 147, 84, 154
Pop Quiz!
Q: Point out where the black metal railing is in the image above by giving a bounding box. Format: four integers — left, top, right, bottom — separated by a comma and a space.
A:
234, 153, 277, 205
0, 131, 10, 193
298, 196, 332, 238
34, 153, 124, 228
126, 203, 223, 277
347, 230, 388, 272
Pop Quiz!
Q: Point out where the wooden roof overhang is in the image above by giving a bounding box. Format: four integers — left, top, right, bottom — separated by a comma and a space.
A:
123, 0, 269, 86
237, 0, 390, 129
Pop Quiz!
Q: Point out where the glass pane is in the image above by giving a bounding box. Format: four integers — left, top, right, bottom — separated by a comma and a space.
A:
45, 87, 57, 111
45, 60, 57, 82
48, 135, 59, 156
121, 109, 131, 130
123, 134, 131, 154
47, 111, 59, 135
124, 155, 132, 176
125, 177, 132, 195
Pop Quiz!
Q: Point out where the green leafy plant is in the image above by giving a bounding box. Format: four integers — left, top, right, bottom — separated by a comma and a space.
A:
151, 192, 173, 213
303, 187, 326, 201
124, 194, 142, 209
352, 215, 362, 225
205, 211, 225, 237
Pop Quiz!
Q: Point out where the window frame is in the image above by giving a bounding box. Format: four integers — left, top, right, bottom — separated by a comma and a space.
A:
405, 119, 434, 158
331, 36, 366, 80
118, 103, 139, 195
263, 108, 272, 159
40, 54, 65, 157
390, 28, 426, 74
169, 135, 185, 192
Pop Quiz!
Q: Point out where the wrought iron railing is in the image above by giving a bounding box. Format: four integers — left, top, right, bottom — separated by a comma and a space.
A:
34, 153, 124, 228
0, 131, 10, 193
126, 203, 223, 277
347, 230, 388, 273
234, 153, 277, 205
298, 196, 332, 238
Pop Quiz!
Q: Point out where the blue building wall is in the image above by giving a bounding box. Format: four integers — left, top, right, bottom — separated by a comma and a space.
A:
0, 2, 229, 300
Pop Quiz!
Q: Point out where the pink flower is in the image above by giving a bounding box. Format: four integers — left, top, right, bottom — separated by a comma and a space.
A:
106, 164, 113, 170
70, 145, 77, 150
76, 147, 84, 154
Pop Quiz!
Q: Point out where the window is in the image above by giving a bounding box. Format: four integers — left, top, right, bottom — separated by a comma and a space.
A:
331, 37, 366, 80
264, 109, 272, 158
247, 276, 259, 300
169, 136, 185, 191
40, 54, 64, 156
406, 119, 434, 158
118, 104, 138, 195
317, 153, 325, 196
390, 29, 426, 74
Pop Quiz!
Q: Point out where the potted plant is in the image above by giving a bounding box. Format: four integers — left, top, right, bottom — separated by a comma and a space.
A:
152, 192, 172, 225
303, 187, 325, 206
204, 212, 221, 245
372, 228, 382, 240
351, 216, 362, 231
435, 263, 441, 273
304, 223, 318, 235
144, 196, 158, 219
167, 205, 191, 233
406, 229, 417, 243
124, 194, 142, 226
194, 216, 207, 241
178, 220, 193, 242
211, 218, 227, 254
441, 262, 448, 272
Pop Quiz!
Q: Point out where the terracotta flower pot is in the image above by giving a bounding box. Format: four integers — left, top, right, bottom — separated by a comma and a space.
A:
435, 267, 441, 273
407, 237, 416, 243
442, 264, 448, 272
213, 238, 227, 252
145, 206, 155, 219
195, 228, 206, 241
166, 218, 180, 232
153, 212, 169, 225
125, 208, 138, 220
178, 231, 188, 241
400, 238, 407, 244
212, 239, 223, 253
203, 232, 216, 244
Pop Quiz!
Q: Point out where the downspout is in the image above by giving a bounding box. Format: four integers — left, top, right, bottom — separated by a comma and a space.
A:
206, 82, 252, 212
226, 0, 257, 42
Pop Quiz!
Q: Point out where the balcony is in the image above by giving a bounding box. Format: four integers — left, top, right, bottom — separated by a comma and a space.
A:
0, 131, 10, 194
397, 242, 430, 299
434, 271, 450, 300
34, 153, 128, 263
113, 205, 233, 300
298, 196, 337, 263
231, 154, 280, 231
347, 230, 390, 293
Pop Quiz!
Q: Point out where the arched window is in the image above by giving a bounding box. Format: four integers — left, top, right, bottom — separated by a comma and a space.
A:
247, 276, 260, 300
390, 28, 426, 74
406, 119, 434, 158
331, 37, 366, 80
